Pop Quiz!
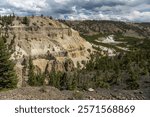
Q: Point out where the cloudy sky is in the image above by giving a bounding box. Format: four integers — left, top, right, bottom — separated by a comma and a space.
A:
0, 0, 150, 22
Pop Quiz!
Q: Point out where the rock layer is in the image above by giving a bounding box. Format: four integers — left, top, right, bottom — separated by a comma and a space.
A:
0, 16, 93, 87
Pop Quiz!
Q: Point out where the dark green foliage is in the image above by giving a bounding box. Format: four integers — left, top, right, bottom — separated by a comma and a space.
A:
61, 20, 150, 38
34, 73, 45, 86
0, 37, 17, 90
0, 15, 14, 26
83, 49, 150, 90
49, 71, 63, 89
125, 65, 139, 90
27, 40, 150, 91
22, 17, 30, 26
81, 33, 107, 42
48, 71, 78, 90
77, 62, 81, 69
28, 57, 44, 86
71, 76, 77, 90
28, 57, 35, 85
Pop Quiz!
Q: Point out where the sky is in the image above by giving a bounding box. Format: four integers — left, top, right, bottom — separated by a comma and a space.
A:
0, 0, 150, 22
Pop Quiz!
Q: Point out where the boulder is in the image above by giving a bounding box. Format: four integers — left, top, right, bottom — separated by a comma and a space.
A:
88, 88, 95, 92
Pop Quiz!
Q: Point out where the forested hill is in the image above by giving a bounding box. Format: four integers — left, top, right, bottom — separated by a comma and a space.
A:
60, 20, 150, 39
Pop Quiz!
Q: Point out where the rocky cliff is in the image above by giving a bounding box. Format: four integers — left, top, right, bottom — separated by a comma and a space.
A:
0, 16, 93, 87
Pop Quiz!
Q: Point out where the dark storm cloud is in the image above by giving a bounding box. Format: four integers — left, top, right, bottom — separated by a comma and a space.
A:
70, 0, 126, 10
54, 8, 73, 14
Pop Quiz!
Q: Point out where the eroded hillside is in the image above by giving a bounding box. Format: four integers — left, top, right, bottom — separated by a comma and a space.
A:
61, 20, 150, 56
0, 16, 93, 87
61, 20, 150, 39
0, 17, 150, 100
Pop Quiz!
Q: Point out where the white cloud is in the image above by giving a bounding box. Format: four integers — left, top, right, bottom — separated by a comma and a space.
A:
0, 8, 12, 15
7, 0, 47, 11
55, 0, 70, 3
0, 0, 149, 22
124, 10, 150, 22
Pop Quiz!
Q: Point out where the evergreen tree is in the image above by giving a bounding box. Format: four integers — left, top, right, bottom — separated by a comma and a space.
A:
28, 57, 36, 86
35, 73, 45, 86
65, 72, 72, 90
60, 72, 67, 90
71, 76, 77, 90
28, 57, 45, 86
49, 72, 56, 87
0, 37, 17, 89
22, 16, 30, 26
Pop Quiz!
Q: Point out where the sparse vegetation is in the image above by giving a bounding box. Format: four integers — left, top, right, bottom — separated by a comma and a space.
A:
72, 91, 83, 100
61, 20, 150, 38
0, 15, 14, 26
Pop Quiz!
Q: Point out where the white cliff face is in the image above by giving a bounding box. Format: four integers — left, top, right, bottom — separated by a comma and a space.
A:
6, 17, 93, 65
1, 16, 93, 87
10, 45, 28, 60
94, 35, 130, 56
102, 35, 115, 43
98, 35, 123, 44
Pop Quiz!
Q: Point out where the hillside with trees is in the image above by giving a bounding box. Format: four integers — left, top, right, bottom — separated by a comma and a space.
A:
60, 20, 150, 39
0, 15, 150, 99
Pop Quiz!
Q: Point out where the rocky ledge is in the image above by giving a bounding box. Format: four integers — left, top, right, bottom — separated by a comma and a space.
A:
0, 86, 147, 100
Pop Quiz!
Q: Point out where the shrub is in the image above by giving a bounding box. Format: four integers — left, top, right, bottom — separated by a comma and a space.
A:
22, 17, 30, 26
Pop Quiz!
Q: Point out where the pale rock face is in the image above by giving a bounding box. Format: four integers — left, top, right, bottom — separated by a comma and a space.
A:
88, 88, 95, 92
102, 35, 115, 43
93, 35, 129, 56
52, 60, 65, 72
1, 16, 93, 87
33, 59, 49, 73
14, 63, 23, 88
10, 45, 28, 60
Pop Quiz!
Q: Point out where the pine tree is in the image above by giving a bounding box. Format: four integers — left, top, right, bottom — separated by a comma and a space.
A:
71, 76, 77, 90
0, 37, 17, 89
65, 72, 72, 90
28, 57, 36, 86
28, 57, 45, 86
49, 72, 56, 87
22, 16, 30, 26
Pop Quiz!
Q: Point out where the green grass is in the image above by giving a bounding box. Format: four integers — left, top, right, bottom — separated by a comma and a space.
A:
0, 88, 15, 92
116, 36, 150, 50
113, 34, 150, 50
80, 33, 108, 42
115, 43, 127, 48
81, 33, 150, 52
81, 33, 123, 52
